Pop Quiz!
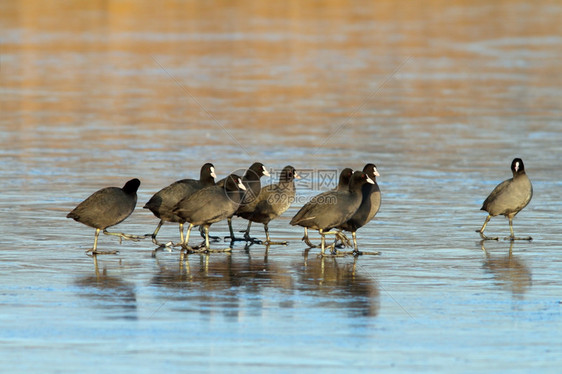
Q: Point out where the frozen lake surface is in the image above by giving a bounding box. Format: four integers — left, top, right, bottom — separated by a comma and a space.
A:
1, 0, 561, 372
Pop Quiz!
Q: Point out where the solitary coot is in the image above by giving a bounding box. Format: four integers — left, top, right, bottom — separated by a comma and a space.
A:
301, 168, 353, 248
144, 162, 216, 244
67, 178, 141, 254
337, 163, 381, 253
290, 171, 374, 255
477, 158, 533, 241
236, 165, 299, 245
173, 174, 246, 251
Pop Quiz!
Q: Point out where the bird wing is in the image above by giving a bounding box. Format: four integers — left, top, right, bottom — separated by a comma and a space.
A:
144, 179, 199, 211
481, 178, 512, 211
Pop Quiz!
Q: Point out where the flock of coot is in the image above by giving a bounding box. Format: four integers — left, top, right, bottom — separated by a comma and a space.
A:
67, 158, 533, 256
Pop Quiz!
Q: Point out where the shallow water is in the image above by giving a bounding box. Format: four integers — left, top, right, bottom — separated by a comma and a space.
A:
1, 0, 562, 372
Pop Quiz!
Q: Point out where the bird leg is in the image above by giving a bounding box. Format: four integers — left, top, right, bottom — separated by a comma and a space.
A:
145, 220, 163, 244
200, 224, 221, 242
152, 221, 184, 257
335, 231, 352, 248
103, 229, 145, 243
241, 221, 261, 243
262, 223, 287, 246
243, 221, 252, 239
352, 231, 358, 252
476, 215, 499, 240
223, 217, 245, 242
330, 230, 351, 249
151, 241, 176, 257
318, 231, 363, 257
504, 217, 532, 241
320, 230, 328, 256
195, 224, 215, 248
194, 226, 207, 249
204, 225, 211, 249
339, 231, 361, 255
180, 223, 194, 252
318, 229, 338, 256
151, 223, 184, 256
84, 229, 119, 255
179, 223, 184, 244
92, 228, 100, 252
301, 228, 318, 248
149, 222, 186, 256
328, 231, 381, 257
186, 225, 233, 254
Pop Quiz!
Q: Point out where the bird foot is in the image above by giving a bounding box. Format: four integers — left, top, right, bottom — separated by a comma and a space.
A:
181, 244, 233, 254
148, 235, 179, 247
263, 240, 288, 246
151, 242, 175, 257
209, 247, 233, 253
242, 231, 261, 243
144, 233, 159, 245
103, 230, 146, 243
85, 248, 119, 255
321, 249, 381, 257
505, 236, 533, 241
198, 229, 221, 242
335, 232, 352, 247
319, 248, 345, 258
351, 250, 381, 256
301, 236, 318, 248
223, 235, 247, 242
477, 231, 499, 241
193, 247, 233, 254
224, 232, 260, 243
193, 241, 208, 250
243, 234, 264, 245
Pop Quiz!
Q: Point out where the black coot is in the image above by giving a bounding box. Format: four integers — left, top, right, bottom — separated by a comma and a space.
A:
290, 171, 374, 255
477, 158, 533, 241
173, 174, 246, 252
236, 165, 299, 245
144, 163, 216, 244
335, 168, 354, 191
223, 162, 270, 241
301, 168, 353, 248
67, 178, 141, 254
337, 163, 381, 253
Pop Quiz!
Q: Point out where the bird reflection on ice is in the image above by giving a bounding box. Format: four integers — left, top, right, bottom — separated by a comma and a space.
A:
148, 250, 379, 320
481, 241, 532, 299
